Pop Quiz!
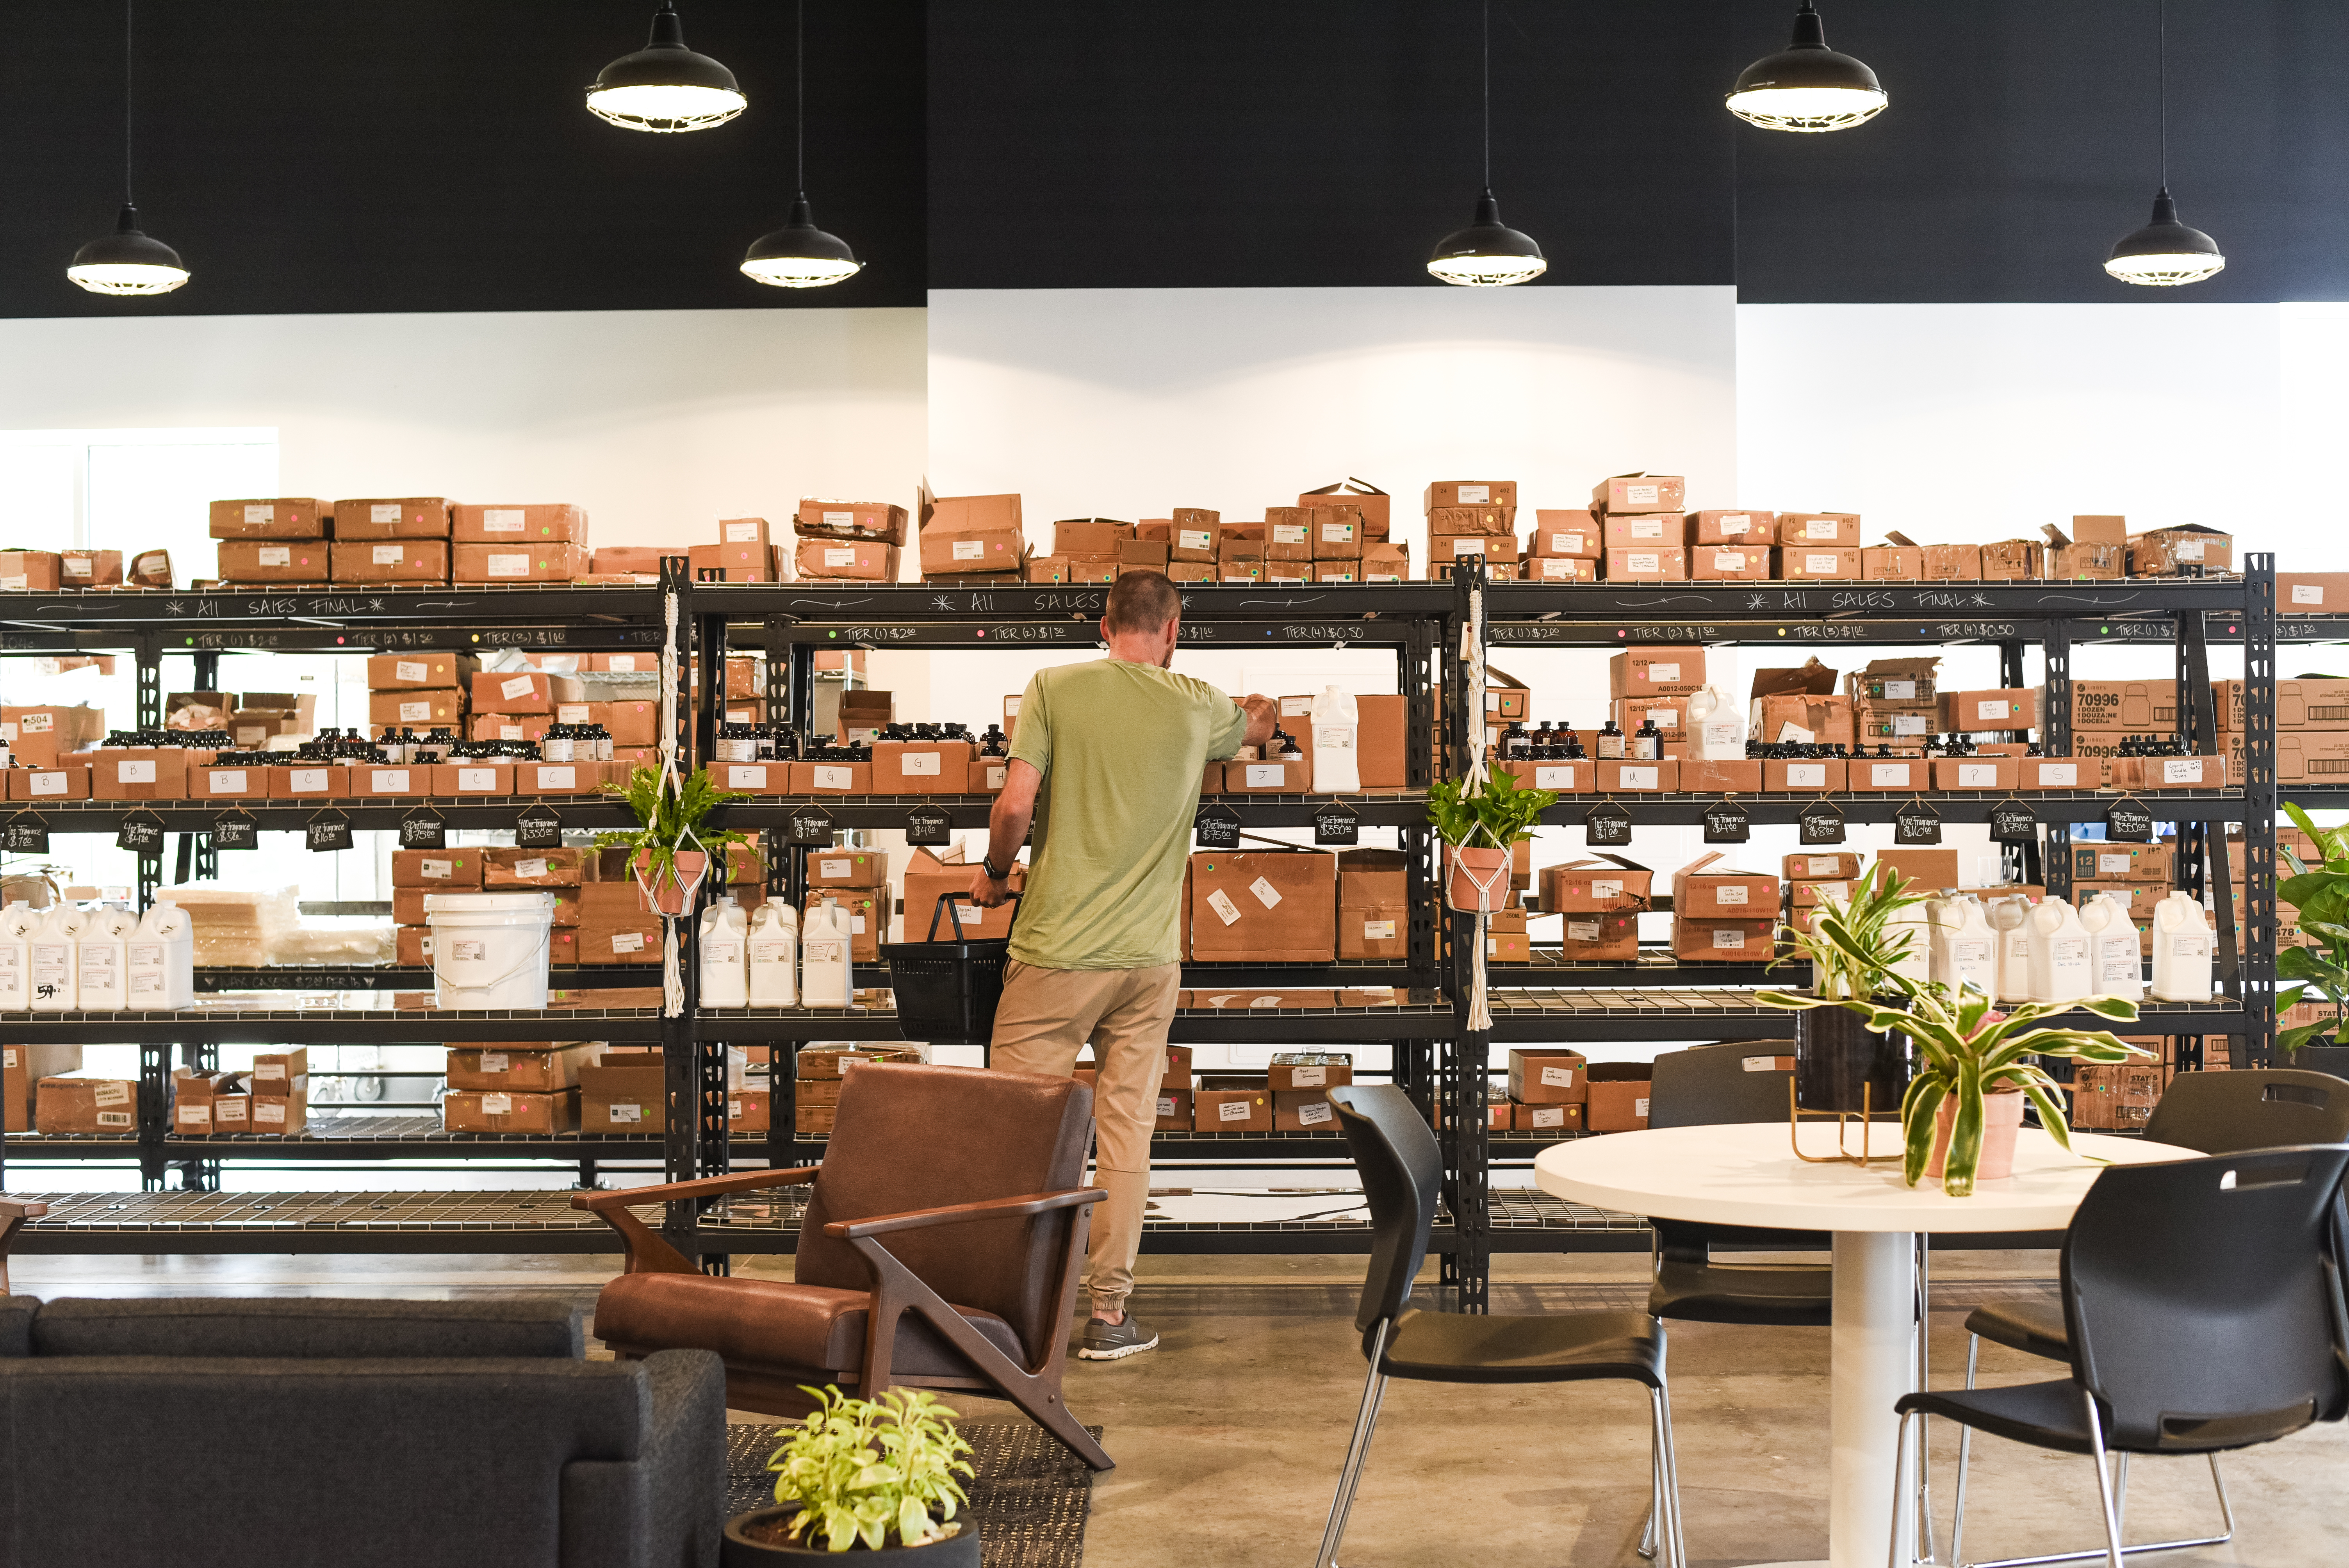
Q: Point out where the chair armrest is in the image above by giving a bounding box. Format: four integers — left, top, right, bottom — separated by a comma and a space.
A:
824, 1187, 1106, 1241
0, 1201, 49, 1222
570, 1167, 820, 1213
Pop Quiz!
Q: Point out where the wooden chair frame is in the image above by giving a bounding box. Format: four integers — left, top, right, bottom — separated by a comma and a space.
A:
0, 1199, 50, 1296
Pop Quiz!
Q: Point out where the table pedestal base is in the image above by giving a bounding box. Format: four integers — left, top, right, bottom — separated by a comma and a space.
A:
1831, 1230, 1918, 1568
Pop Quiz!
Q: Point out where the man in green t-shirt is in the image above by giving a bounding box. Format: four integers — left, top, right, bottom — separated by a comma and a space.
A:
970, 570, 1273, 1360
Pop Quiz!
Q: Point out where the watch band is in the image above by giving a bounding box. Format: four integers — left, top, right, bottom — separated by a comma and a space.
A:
982, 854, 1007, 880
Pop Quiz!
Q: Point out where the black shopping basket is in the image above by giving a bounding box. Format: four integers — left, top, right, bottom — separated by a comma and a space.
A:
879, 892, 1019, 1046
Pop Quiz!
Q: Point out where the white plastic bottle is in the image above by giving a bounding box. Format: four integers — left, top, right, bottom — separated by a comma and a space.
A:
2149, 891, 2215, 1002
1989, 895, 2034, 1003
1308, 686, 1359, 794
748, 901, 800, 1007
0, 901, 39, 1010
29, 905, 85, 1011
1688, 685, 1745, 760
128, 901, 197, 1010
75, 905, 138, 1012
2025, 898, 2093, 1005
2078, 892, 2144, 1003
1928, 894, 1998, 1000
698, 896, 749, 1008
1884, 898, 1931, 986
801, 896, 854, 1009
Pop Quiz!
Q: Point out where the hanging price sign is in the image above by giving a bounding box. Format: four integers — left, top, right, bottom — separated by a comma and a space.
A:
2104, 796, 2155, 843
1193, 803, 1242, 849
212, 811, 259, 852
905, 803, 954, 847
515, 803, 563, 849
1798, 797, 1846, 846
399, 806, 448, 850
306, 809, 355, 853
1312, 799, 1361, 846
785, 805, 836, 846
1894, 798, 1943, 846
1701, 798, 1750, 844
116, 811, 165, 855
1584, 800, 1634, 848
4, 811, 50, 855
1988, 798, 2038, 845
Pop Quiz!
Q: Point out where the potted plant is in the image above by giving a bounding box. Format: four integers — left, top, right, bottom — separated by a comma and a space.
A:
1758, 878, 2149, 1196
595, 764, 751, 916
1769, 864, 1928, 1114
1426, 769, 1558, 912
725, 1386, 978, 1563
2275, 801, 2349, 1072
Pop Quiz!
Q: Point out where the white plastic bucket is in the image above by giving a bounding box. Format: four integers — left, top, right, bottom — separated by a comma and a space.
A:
425, 891, 555, 1009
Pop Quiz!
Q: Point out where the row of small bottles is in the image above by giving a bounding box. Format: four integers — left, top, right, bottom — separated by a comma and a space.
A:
694, 893, 856, 1008
0, 901, 197, 1011
1862, 889, 2214, 1004
98, 727, 234, 750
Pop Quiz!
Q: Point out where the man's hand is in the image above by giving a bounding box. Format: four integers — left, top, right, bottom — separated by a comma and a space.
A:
970, 866, 1011, 909
1239, 694, 1278, 749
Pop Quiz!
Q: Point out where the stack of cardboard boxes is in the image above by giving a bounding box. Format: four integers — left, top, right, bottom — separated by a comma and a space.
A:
396, 847, 628, 969
2, 1045, 82, 1132
1502, 1049, 1658, 1134
1426, 479, 1520, 581
207, 498, 592, 588
684, 517, 784, 583
2212, 674, 2349, 786
795, 1046, 925, 1135
1672, 853, 1779, 963
918, 494, 1024, 586
159, 1050, 308, 1136
442, 1042, 600, 1131
1848, 657, 1941, 750
795, 499, 908, 584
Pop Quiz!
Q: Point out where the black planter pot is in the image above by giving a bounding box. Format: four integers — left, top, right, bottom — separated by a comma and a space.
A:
723, 1509, 980, 1566
1794, 1003, 1911, 1115
2293, 1044, 2349, 1084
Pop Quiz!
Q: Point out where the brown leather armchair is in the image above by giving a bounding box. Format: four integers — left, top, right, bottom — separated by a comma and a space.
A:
576, 1062, 1112, 1469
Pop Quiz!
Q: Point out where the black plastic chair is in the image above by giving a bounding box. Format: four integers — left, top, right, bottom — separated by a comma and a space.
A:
1316, 1085, 1687, 1568
1951, 1068, 2349, 1566
1895, 1144, 2349, 1568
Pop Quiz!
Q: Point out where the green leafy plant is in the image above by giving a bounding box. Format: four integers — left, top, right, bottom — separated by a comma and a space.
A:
1426, 768, 1558, 849
2274, 801, 2349, 1055
766, 1385, 975, 1552
1756, 866, 2149, 1196
593, 764, 750, 886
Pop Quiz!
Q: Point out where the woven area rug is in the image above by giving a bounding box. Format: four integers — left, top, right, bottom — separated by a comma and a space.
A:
727, 1421, 1100, 1567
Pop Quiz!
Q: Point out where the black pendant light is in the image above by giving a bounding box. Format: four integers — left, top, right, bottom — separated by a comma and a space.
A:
2105, 0, 2224, 287
586, 2, 746, 133
1426, 0, 1546, 287
741, 0, 862, 289
1726, 2, 1888, 133
68, 1, 187, 297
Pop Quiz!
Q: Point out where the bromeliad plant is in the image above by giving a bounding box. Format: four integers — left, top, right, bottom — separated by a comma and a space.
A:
2275, 801, 2349, 1054
1425, 768, 1558, 849
766, 1385, 975, 1552
1758, 865, 2149, 1196
594, 764, 750, 914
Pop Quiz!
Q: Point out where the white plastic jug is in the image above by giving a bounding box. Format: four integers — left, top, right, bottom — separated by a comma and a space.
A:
128, 901, 197, 1010
424, 891, 554, 1010
748, 901, 799, 1007
1928, 895, 1997, 999
2025, 898, 2093, 1005
1988, 896, 2034, 1003
1884, 898, 1931, 985
2078, 892, 2144, 1002
0, 902, 35, 1010
1688, 685, 1745, 760
2150, 891, 2215, 1002
801, 896, 853, 1009
699, 896, 749, 1008
29, 905, 84, 1011
1308, 686, 1360, 794
75, 906, 137, 1011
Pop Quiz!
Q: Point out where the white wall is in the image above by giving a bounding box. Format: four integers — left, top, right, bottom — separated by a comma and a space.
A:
0, 307, 929, 551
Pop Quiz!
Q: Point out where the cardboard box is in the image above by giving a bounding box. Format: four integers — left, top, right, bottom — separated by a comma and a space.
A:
2281, 572, 2349, 611
447, 502, 588, 544
1528, 510, 1602, 558
250, 1089, 310, 1135
1613, 696, 1692, 738
449, 541, 586, 582
920, 526, 1025, 577
7, 765, 89, 802
1432, 533, 1512, 565
1789, 876, 1853, 906
1515, 1101, 1584, 1133
1508, 1049, 1590, 1105
797, 499, 909, 543
483, 847, 590, 887
1050, 519, 1130, 556
92, 748, 191, 801
806, 889, 884, 962
369, 690, 463, 728
444, 1088, 580, 1133
1556, 909, 1640, 960
1310, 513, 1364, 558
1862, 546, 1923, 581
1524, 554, 1599, 583
1932, 756, 2019, 790
1780, 545, 1861, 580
2019, 756, 2093, 789
331, 497, 452, 540
1849, 756, 1928, 792
1603, 545, 1686, 581
2274, 679, 2349, 731
1428, 479, 1519, 512
36, 1076, 138, 1133
128, 548, 173, 587
1, 703, 103, 767
1694, 543, 1773, 580
2110, 752, 2227, 790
873, 740, 973, 795
1225, 755, 1311, 793
1679, 757, 1764, 793
1609, 648, 1706, 698
1299, 482, 1389, 538
1499, 757, 1594, 794
266, 763, 348, 799
1980, 540, 2045, 580
2072, 680, 2174, 732
0, 550, 62, 591
217, 539, 328, 582
1784, 852, 1864, 880
1848, 658, 1939, 709
1876, 848, 1961, 891
1192, 1089, 1273, 1132
2069, 842, 2176, 884
1755, 694, 1855, 750
366, 652, 476, 690
394, 849, 483, 888
578, 921, 661, 964
194, 763, 270, 801
209, 498, 326, 538
1359, 542, 1411, 582
687, 540, 777, 582
1589, 474, 1682, 514
1602, 511, 1688, 549
1777, 513, 1862, 547
1597, 759, 1676, 792
1540, 856, 1652, 915
1272, 1087, 1341, 1132
1673, 852, 1777, 917
1672, 916, 1775, 961
59, 549, 124, 587
1921, 544, 1984, 581
1685, 510, 1770, 545
925, 494, 1023, 535
2130, 526, 2231, 575
1940, 688, 2040, 733
1187, 849, 1336, 962
331, 539, 449, 583
1586, 1064, 1654, 1132
579, 1064, 666, 1133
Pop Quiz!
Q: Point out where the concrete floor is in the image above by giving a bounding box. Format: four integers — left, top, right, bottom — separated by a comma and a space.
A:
12, 1248, 2344, 1567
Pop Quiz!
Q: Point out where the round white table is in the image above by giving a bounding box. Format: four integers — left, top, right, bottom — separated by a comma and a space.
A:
1535, 1122, 2194, 1568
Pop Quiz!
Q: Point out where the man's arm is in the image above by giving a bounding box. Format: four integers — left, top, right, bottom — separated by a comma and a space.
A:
1238, 694, 1276, 750
969, 759, 1043, 908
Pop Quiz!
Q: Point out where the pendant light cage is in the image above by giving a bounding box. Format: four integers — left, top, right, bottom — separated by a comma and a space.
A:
585, 4, 746, 133
1725, 2, 1887, 133
1426, 1, 1546, 288
70, 1, 187, 297
2105, 2, 2223, 288
741, 0, 861, 289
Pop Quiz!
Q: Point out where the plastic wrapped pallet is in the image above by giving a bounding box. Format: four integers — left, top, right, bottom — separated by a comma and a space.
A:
156, 885, 301, 966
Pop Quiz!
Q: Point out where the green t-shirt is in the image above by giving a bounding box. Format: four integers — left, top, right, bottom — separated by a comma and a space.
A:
1007, 660, 1249, 970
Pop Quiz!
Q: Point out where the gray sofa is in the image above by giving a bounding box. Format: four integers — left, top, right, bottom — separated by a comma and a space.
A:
0, 1295, 726, 1568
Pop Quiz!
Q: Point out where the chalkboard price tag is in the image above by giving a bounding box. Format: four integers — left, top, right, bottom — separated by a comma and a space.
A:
2104, 797, 2155, 843
786, 805, 837, 846
1194, 803, 1242, 849
306, 810, 355, 853
1584, 800, 1634, 847
4, 811, 49, 855
905, 804, 954, 847
116, 812, 165, 855
1989, 798, 2038, 845
1894, 800, 1943, 846
516, 803, 563, 849
212, 811, 259, 852
1798, 798, 1846, 846
399, 807, 447, 851
1702, 798, 1750, 844
1312, 799, 1361, 847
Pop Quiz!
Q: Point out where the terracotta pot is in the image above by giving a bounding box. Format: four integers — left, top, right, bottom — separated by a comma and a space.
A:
1445, 845, 1512, 912
1794, 1004, 1911, 1115
632, 849, 710, 916
723, 1507, 978, 1564
1926, 1086, 2027, 1187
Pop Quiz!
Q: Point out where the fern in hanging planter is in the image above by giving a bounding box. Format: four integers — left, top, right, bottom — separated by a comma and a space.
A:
594, 764, 751, 916
1426, 770, 1556, 912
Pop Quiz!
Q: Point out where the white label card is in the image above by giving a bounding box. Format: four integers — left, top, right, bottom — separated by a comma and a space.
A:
372, 770, 412, 792
1534, 764, 1574, 789
210, 770, 248, 793
1647, 662, 1681, 683
1625, 552, 1660, 572
728, 765, 768, 789
370, 503, 402, 523
513, 857, 548, 879
1713, 551, 1747, 571
484, 509, 525, 531
1362, 919, 1396, 940
1567, 919, 1601, 941
952, 539, 986, 560
1206, 889, 1242, 926
1272, 524, 1308, 543
487, 552, 530, 576
399, 700, 432, 722
818, 858, 850, 878
372, 544, 405, 565
1805, 554, 1839, 572
821, 511, 853, 527
1245, 763, 1284, 787
1713, 927, 1750, 950
1958, 763, 1999, 787
395, 659, 428, 682
1713, 886, 1749, 905
290, 768, 329, 792
481, 1093, 513, 1115
1719, 515, 1750, 533
608, 1104, 642, 1124
1629, 517, 1663, 539
501, 675, 537, 700
258, 546, 292, 566
498, 725, 523, 741
2162, 759, 2205, 784
1634, 1098, 1650, 1119
2294, 583, 2326, 604
110, 759, 151, 784
2100, 852, 2133, 875
1290, 1066, 1327, 1087
811, 765, 852, 790
1249, 876, 1283, 909
1218, 1098, 1254, 1123
536, 766, 576, 789
94, 1081, 132, 1107
29, 773, 64, 795
1977, 698, 2009, 720
1806, 519, 1838, 539
1539, 1066, 1576, 1088
1592, 878, 1624, 899
1297, 1101, 1333, 1127
1321, 522, 1352, 542
824, 547, 855, 568
1743, 1055, 1780, 1072
902, 752, 943, 776
725, 522, 761, 543
1178, 529, 1211, 549
1551, 532, 1584, 553
611, 932, 646, 953
1625, 483, 1658, 505
1618, 766, 1658, 789
1531, 1107, 1565, 1128
244, 504, 273, 524
458, 768, 497, 791
1893, 714, 1928, 736
2039, 763, 2078, 787
1458, 484, 1490, 503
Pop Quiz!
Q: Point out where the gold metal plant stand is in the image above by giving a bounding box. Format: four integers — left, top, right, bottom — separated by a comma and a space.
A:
1789, 1079, 1902, 1166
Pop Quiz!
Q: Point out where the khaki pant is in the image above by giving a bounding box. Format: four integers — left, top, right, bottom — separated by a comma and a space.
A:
991, 958, 1180, 1314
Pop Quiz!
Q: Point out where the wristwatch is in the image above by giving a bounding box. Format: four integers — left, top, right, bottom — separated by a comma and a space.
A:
981, 854, 1009, 881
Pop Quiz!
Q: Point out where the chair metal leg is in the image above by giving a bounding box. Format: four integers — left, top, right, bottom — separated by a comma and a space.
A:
1636, 1454, 1659, 1560
1951, 1333, 1979, 1567
1915, 1238, 1937, 1565
1649, 1381, 1689, 1568
2203, 1454, 2235, 1544
2082, 1393, 2126, 1568
1888, 1409, 1920, 1568
1314, 1321, 1390, 1568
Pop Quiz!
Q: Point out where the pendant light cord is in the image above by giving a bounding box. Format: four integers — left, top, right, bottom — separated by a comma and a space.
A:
1481, 0, 1491, 190
2157, 0, 2169, 193
796, 0, 806, 200
123, 0, 134, 206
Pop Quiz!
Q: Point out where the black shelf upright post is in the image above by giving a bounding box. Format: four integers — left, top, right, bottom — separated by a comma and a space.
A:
651, 557, 718, 1265
1439, 559, 1490, 1313
2041, 618, 2073, 904
1397, 613, 1440, 1119
2242, 554, 2279, 1066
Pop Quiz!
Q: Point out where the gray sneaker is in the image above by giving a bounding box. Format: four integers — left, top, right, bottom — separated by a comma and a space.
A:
1076, 1314, 1159, 1361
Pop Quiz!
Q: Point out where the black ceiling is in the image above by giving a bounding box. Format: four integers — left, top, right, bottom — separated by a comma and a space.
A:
5, 1, 2343, 317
